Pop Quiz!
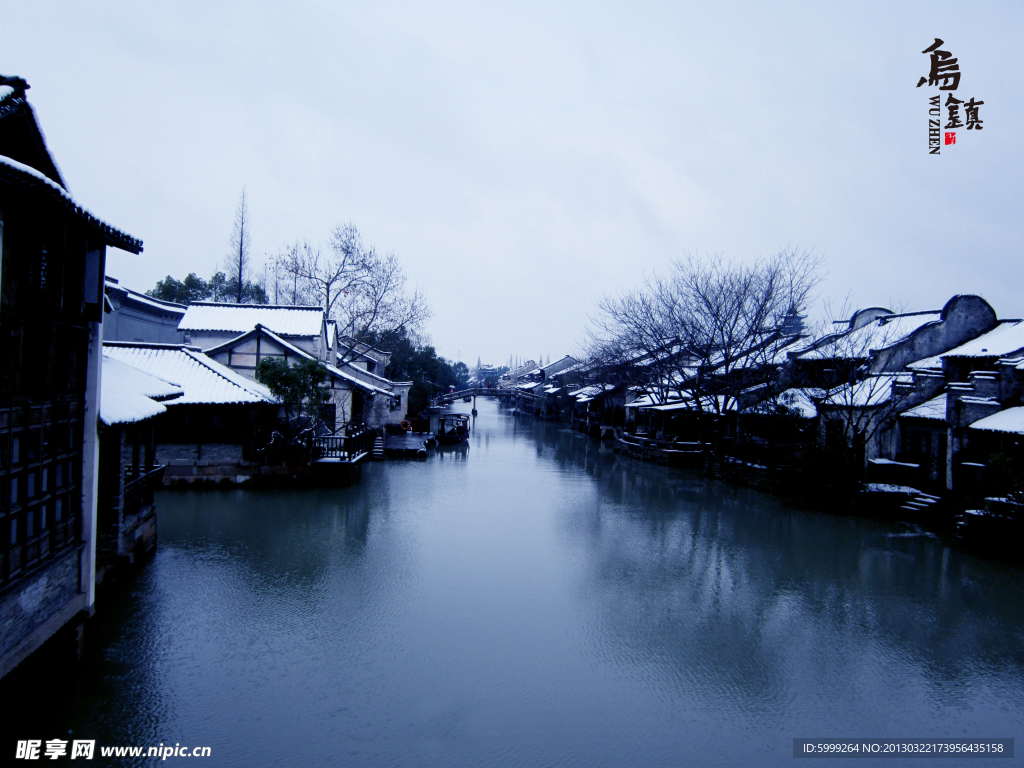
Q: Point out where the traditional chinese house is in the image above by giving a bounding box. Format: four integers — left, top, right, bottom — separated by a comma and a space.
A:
0, 76, 143, 678
102, 342, 279, 480
178, 303, 411, 427
203, 324, 398, 431
96, 356, 182, 583
178, 301, 329, 358
103, 276, 186, 344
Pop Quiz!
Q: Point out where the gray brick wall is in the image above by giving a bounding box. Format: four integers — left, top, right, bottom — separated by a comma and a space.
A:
0, 548, 81, 660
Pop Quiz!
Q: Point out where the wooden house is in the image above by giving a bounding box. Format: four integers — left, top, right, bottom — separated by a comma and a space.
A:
178, 302, 328, 359
0, 76, 143, 678
178, 304, 411, 425
203, 325, 401, 431
102, 342, 279, 481
96, 356, 182, 582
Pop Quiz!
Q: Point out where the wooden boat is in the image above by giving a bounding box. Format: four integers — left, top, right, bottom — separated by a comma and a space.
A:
436, 413, 470, 445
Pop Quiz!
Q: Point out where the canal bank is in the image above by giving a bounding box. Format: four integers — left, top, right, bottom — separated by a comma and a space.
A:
4, 398, 1024, 767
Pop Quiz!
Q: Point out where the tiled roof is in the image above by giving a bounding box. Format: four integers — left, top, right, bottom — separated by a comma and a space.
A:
798, 312, 942, 360
900, 393, 946, 421
106, 277, 186, 316
820, 375, 899, 408
100, 356, 183, 425
103, 343, 276, 405
938, 321, 1024, 359
0, 154, 142, 253
179, 303, 324, 336
969, 407, 1024, 435
774, 387, 825, 419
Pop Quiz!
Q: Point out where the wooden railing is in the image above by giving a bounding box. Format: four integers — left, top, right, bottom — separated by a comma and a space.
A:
312, 426, 373, 462
123, 465, 166, 514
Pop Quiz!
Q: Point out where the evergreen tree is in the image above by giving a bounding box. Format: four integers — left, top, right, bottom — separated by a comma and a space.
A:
227, 189, 252, 304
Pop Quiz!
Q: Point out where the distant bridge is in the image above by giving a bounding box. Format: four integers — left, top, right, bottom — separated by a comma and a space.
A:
434, 386, 515, 407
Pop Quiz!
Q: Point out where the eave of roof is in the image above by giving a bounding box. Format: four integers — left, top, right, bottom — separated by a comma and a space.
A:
103, 341, 277, 405
106, 277, 187, 314
0, 154, 143, 253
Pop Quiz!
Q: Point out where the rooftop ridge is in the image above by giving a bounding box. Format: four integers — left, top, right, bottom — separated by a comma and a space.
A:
104, 341, 203, 352
187, 301, 324, 311
878, 309, 940, 321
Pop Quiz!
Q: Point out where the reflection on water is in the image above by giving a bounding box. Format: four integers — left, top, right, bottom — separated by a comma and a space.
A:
4, 400, 1023, 767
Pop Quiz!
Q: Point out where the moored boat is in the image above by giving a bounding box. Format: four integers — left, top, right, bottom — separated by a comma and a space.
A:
436, 413, 471, 445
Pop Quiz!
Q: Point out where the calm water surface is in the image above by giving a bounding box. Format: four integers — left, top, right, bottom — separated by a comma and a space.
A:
10, 400, 1024, 766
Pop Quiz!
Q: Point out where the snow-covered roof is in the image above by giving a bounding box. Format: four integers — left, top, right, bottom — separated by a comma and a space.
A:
100, 356, 183, 426
518, 381, 541, 390
968, 407, 1024, 435
907, 355, 943, 372
820, 375, 899, 408
558, 361, 588, 376
935, 321, 1024, 360
959, 396, 1000, 406
732, 336, 804, 369
542, 355, 576, 371
106, 278, 187, 316
697, 333, 803, 372
333, 355, 401, 391
569, 384, 615, 401
646, 395, 734, 413
900, 393, 947, 421
647, 401, 696, 412
338, 334, 389, 356
104, 355, 183, 400
798, 312, 942, 360
628, 392, 687, 409
0, 154, 143, 253
776, 387, 825, 419
103, 343, 277, 405
336, 344, 389, 370
179, 303, 325, 336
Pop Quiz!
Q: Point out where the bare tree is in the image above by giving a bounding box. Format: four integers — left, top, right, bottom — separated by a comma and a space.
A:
586, 285, 683, 405
226, 189, 252, 304
294, 224, 373, 319
588, 249, 823, 415
792, 298, 917, 467
270, 223, 431, 365
272, 242, 312, 306
664, 250, 821, 413
338, 249, 431, 361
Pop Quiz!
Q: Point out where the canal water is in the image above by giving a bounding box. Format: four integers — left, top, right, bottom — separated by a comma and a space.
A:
9, 399, 1024, 766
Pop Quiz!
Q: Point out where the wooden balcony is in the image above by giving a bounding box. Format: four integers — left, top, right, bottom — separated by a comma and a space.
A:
312, 426, 373, 463
122, 465, 166, 514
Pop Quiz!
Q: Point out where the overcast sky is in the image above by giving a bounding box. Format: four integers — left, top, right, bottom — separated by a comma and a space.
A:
5, 1, 1021, 365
